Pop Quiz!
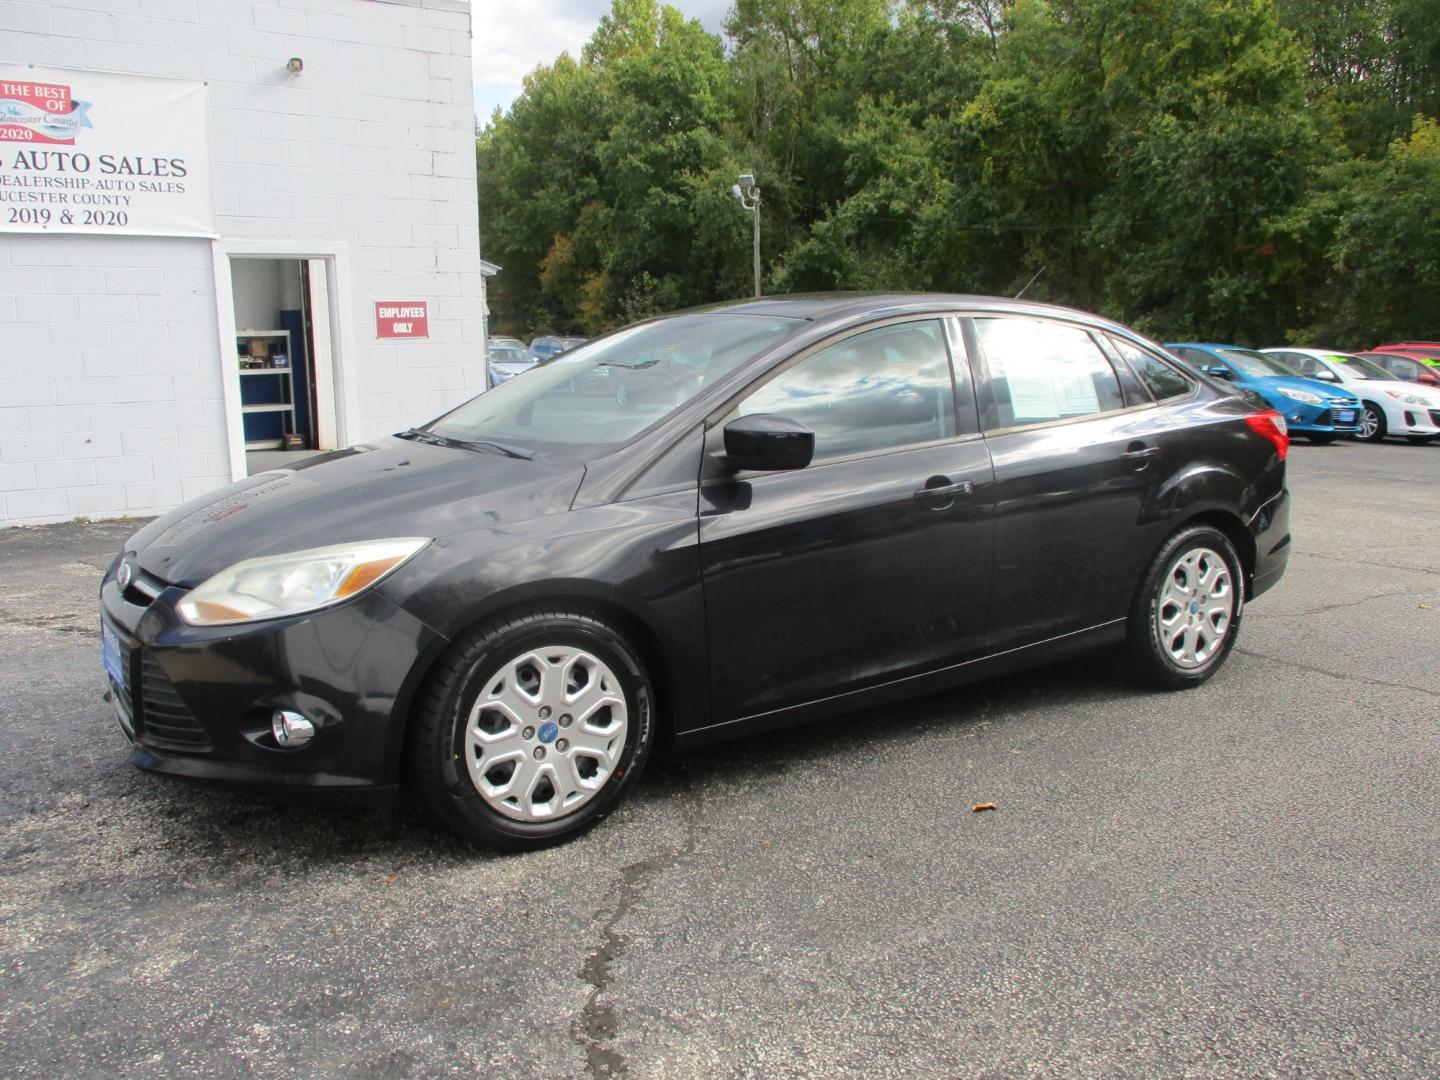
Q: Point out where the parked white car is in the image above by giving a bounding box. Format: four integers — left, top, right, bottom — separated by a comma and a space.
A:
1263, 348, 1440, 444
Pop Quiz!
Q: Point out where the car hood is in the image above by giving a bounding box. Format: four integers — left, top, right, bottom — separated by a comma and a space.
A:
126, 437, 583, 586
1345, 377, 1440, 403
1253, 375, 1360, 402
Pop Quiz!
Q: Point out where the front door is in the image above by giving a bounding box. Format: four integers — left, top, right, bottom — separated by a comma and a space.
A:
698, 318, 996, 725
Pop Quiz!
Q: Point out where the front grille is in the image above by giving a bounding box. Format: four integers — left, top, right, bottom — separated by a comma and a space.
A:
1429, 409, 1440, 428
110, 631, 136, 736
121, 568, 167, 608
138, 652, 211, 752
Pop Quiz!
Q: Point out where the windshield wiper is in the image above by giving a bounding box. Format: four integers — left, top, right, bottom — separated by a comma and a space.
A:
461, 439, 536, 460
398, 427, 449, 446
399, 428, 536, 460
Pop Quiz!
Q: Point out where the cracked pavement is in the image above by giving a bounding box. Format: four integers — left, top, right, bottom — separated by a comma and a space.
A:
1, 443, 1437, 1078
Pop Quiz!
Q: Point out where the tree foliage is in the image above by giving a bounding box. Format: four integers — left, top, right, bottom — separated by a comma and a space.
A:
479, 0, 1440, 347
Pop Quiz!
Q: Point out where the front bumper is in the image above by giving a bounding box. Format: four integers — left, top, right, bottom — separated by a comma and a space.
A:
1276, 397, 1361, 434
1387, 403, 1440, 437
100, 567, 446, 796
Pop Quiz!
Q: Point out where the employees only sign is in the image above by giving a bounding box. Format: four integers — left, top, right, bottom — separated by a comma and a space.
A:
375, 301, 430, 339
0, 65, 215, 238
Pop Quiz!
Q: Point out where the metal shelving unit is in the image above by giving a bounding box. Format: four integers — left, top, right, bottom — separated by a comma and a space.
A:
236, 330, 295, 449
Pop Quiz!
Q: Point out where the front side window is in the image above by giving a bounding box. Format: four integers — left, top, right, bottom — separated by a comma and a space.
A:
735, 320, 957, 462
1109, 336, 1194, 401
973, 318, 1124, 429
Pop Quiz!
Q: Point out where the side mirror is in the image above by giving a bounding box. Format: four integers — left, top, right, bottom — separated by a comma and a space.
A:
723, 414, 814, 472
1418, 373, 1440, 386
1203, 365, 1233, 380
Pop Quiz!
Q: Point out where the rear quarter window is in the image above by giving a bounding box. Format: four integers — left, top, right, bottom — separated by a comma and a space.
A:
1111, 337, 1195, 400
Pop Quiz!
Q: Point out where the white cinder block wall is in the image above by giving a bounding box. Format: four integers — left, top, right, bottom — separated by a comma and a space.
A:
0, 0, 486, 527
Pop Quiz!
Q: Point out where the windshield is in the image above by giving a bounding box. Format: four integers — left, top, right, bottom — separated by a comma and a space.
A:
1217, 348, 1300, 379
490, 346, 527, 363
1326, 353, 1391, 380
428, 313, 803, 460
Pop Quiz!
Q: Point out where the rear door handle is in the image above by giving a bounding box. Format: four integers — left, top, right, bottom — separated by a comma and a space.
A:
1121, 445, 1161, 470
914, 479, 974, 500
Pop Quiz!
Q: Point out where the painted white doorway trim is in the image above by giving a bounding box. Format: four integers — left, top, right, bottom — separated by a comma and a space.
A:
210, 239, 361, 481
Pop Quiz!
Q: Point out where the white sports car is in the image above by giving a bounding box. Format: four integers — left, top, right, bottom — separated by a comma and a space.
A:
1263, 348, 1440, 444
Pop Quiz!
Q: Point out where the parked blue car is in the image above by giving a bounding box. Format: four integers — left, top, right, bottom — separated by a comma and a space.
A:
1166, 343, 1363, 443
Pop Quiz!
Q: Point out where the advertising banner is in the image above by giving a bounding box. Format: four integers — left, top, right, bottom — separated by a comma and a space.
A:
0, 65, 215, 238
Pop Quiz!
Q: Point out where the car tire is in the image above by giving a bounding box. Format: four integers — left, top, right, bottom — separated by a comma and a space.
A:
1357, 402, 1387, 442
408, 610, 655, 850
1124, 524, 1244, 690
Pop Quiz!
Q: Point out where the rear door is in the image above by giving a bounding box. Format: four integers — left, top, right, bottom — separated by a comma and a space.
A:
965, 315, 1183, 651
698, 318, 996, 724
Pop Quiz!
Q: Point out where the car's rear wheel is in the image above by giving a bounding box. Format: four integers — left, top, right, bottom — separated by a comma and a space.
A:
1357, 403, 1387, 442
409, 610, 655, 850
1125, 525, 1243, 689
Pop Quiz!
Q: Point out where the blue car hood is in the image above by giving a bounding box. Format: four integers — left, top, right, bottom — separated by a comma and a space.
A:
1252, 375, 1360, 403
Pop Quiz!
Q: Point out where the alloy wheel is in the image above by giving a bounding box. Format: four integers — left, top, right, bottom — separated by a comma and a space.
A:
462, 645, 628, 821
1359, 404, 1383, 440
1154, 546, 1234, 669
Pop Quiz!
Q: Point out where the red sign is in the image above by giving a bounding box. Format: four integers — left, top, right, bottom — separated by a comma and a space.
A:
375, 301, 429, 339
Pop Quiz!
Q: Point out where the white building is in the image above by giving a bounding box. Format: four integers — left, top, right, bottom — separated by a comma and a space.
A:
0, 0, 488, 527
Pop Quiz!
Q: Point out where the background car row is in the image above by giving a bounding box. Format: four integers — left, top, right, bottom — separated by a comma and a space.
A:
1166, 341, 1440, 444
484, 334, 588, 388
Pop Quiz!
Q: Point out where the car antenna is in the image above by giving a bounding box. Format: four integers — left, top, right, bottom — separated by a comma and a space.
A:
1014, 266, 1046, 300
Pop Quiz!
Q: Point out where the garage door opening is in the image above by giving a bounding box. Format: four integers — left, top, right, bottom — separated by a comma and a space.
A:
227, 256, 338, 476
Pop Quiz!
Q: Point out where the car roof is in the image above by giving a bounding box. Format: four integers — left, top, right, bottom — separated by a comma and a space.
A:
1262, 347, 1360, 358
685, 292, 1164, 340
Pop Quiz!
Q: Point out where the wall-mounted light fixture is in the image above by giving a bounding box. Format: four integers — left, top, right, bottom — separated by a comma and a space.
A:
286, 57, 304, 75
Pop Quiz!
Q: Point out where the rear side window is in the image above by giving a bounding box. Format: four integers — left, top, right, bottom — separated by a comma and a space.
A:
972, 317, 1124, 429
737, 319, 957, 462
1109, 337, 1195, 401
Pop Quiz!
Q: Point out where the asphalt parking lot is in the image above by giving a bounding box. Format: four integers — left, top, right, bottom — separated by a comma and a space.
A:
1, 441, 1437, 1079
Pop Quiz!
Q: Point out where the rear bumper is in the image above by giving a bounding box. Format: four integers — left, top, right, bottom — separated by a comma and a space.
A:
1249, 488, 1290, 600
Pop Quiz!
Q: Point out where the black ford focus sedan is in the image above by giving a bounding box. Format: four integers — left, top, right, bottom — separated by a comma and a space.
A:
101, 295, 1290, 849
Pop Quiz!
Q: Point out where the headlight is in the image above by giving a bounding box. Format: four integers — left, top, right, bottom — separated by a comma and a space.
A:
1383, 390, 1424, 405
176, 538, 429, 626
1276, 387, 1323, 405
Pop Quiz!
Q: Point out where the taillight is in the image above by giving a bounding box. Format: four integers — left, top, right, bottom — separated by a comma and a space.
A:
1244, 409, 1289, 460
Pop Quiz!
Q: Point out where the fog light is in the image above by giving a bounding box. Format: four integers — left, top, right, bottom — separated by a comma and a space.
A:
272, 709, 315, 748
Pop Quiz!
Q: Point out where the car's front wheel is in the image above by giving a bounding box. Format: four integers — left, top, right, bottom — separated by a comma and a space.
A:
1357, 402, 1387, 442
409, 611, 655, 850
1125, 525, 1244, 689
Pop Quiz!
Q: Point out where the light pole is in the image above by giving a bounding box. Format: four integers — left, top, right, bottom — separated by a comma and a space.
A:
730, 172, 761, 298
